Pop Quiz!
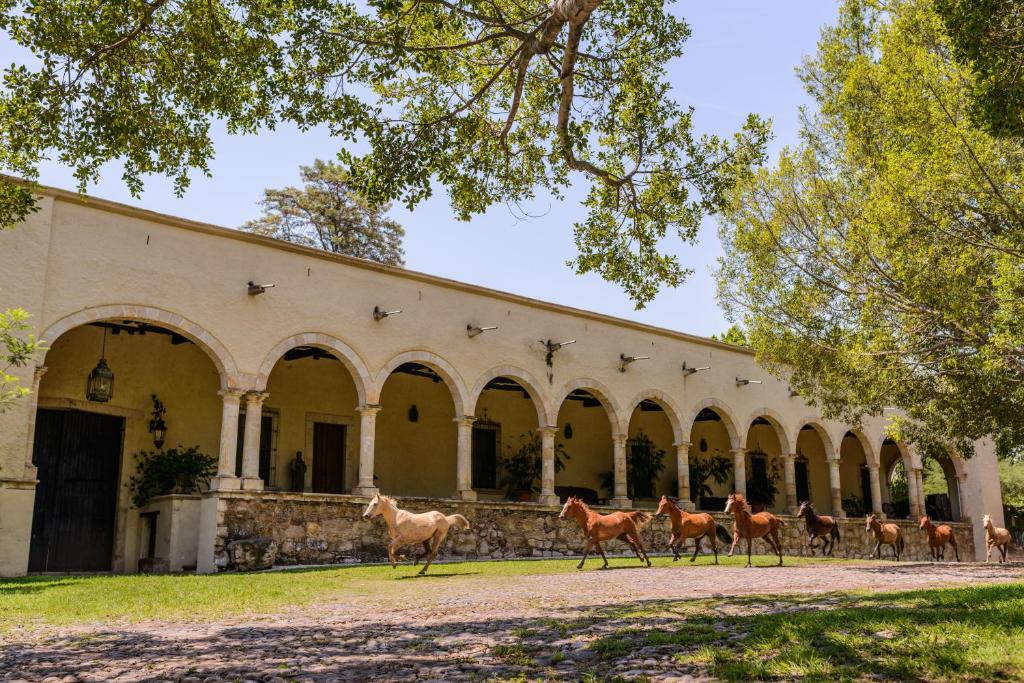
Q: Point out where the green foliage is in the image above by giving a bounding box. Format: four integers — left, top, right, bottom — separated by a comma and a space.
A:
842, 493, 865, 517
127, 445, 216, 508
600, 432, 666, 499
497, 433, 568, 498
934, 0, 1024, 139
999, 457, 1024, 507
241, 159, 405, 266
744, 455, 780, 507
688, 454, 732, 504
717, 0, 1024, 457
0, 0, 769, 305
0, 307, 43, 413
710, 324, 749, 348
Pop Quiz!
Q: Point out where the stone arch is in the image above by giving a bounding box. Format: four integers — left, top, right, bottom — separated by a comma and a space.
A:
469, 365, 553, 427
621, 390, 685, 444
683, 398, 741, 450
843, 428, 877, 466
372, 350, 470, 416
552, 378, 621, 434
796, 419, 837, 460
40, 304, 241, 389
256, 332, 372, 405
743, 407, 792, 454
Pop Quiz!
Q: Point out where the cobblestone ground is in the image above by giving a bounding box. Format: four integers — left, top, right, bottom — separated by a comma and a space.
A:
3, 562, 1023, 682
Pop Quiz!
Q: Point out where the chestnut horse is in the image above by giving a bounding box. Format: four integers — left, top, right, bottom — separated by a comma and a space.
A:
797, 501, 840, 556
725, 493, 783, 567
920, 515, 960, 562
984, 514, 1012, 563
559, 496, 652, 569
655, 495, 732, 563
865, 514, 904, 561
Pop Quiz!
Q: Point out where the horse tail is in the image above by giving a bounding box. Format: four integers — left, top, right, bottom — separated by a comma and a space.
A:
627, 511, 652, 529
831, 525, 841, 542
446, 514, 470, 530
715, 522, 733, 544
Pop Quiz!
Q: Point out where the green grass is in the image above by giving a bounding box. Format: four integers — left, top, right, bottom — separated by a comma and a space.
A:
674, 583, 1024, 682
491, 643, 534, 666
0, 554, 845, 629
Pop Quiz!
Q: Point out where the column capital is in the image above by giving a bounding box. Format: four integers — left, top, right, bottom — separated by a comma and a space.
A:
826, 456, 842, 465
867, 462, 880, 471
218, 388, 245, 403
33, 365, 48, 384
782, 452, 797, 460
244, 390, 270, 406
538, 425, 559, 437
673, 440, 692, 450
729, 447, 746, 457
453, 415, 477, 427
612, 433, 628, 447
356, 403, 382, 417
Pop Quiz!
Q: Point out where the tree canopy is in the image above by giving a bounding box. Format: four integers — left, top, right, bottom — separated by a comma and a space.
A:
242, 160, 405, 266
0, 0, 769, 306
716, 0, 1024, 458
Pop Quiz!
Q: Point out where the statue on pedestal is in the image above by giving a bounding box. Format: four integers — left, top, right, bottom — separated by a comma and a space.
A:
290, 451, 307, 493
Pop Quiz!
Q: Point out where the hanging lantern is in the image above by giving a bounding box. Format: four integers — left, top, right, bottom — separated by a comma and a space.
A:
86, 328, 114, 403
408, 404, 419, 422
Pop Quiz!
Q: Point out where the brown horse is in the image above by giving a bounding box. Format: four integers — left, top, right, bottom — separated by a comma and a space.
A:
865, 514, 904, 561
984, 514, 1012, 563
796, 500, 840, 556
655, 495, 733, 563
920, 515, 960, 562
559, 496, 652, 569
725, 493, 783, 567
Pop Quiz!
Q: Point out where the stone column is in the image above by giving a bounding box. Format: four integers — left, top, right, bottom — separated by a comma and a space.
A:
782, 453, 798, 514
537, 426, 560, 506
353, 404, 381, 496
454, 416, 477, 501
731, 448, 746, 497
610, 434, 631, 508
828, 458, 845, 517
210, 388, 244, 491
674, 441, 692, 510
868, 463, 884, 516
240, 391, 269, 491
21, 365, 47, 480
907, 466, 923, 518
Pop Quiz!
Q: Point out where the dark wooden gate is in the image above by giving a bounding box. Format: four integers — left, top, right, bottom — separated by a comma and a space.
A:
29, 409, 124, 572
312, 422, 345, 494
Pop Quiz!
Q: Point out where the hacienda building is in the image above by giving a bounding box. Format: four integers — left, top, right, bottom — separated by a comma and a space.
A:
0, 185, 1005, 576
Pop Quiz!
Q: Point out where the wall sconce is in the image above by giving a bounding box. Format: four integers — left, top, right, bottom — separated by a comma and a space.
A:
408, 404, 419, 422
682, 362, 710, 376
374, 306, 402, 321
148, 394, 168, 449
699, 438, 708, 453
467, 324, 498, 338
248, 281, 276, 295
619, 353, 650, 372
563, 423, 573, 439
540, 339, 575, 367
86, 328, 114, 403
736, 377, 763, 387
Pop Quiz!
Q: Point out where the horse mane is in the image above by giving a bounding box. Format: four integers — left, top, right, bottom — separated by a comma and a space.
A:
379, 494, 398, 507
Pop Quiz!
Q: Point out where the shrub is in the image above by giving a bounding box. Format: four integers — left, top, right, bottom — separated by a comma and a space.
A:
128, 445, 217, 508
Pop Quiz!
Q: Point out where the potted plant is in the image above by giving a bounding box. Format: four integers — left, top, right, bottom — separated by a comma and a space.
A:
128, 445, 217, 508
689, 454, 733, 510
599, 432, 666, 500
745, 454, 781, 513
498, 433, 569, 501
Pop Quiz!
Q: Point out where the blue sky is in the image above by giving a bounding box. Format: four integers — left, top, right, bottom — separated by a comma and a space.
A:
19, 2, 838, 338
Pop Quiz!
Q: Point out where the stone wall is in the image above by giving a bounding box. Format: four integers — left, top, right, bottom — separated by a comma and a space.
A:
213, 492, 975, 569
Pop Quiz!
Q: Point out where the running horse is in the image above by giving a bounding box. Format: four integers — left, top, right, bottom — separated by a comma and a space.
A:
655, 495, 732, 563
796, 500, 841, 556
984, 514, 1012, 563
725, 493, 784, 567
865, 514, 904, 561
559, 496, 652, 569
920, 515, 960, 562
361, 493, 470, 575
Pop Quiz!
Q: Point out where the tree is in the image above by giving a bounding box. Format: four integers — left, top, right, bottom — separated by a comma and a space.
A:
711, 324, 748, 348
0, 0, 769, 306
716, 0, 1024, 458
934, 0, 1024, 139
242, 160, 405, 266
0, 308, 43, 413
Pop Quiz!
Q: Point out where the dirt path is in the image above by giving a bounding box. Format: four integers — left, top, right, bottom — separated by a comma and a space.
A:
3, 562, 1022, 682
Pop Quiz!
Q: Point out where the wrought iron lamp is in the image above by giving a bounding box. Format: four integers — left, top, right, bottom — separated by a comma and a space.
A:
86, 328, 114, 403
149, 394, 168, 449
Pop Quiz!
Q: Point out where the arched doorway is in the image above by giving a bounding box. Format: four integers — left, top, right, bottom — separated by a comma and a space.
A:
744, 417, 785, 515
880, 439, 910, 518
624, 397, 680, 507
795, 424, 834, 514
688, 407, 736, 511
471, 374, 547, 501
32, 318, 226, 572
839, 431, 872, 517
553, 388, 616, 505
922, 451, 963, 521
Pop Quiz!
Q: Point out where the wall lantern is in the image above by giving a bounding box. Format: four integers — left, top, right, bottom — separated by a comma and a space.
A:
699, 438, 708, 453
563, 423, 573, 439
618, 353, 650, 373
85, 328, 115, 403
682, 361, 710, 376
148, 394, 168, 449
408, 404, 419, 422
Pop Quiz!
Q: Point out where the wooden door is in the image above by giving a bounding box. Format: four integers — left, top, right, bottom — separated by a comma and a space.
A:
795, 459, 810, 504
29, 409, 124, 572
312, 422, 345, 494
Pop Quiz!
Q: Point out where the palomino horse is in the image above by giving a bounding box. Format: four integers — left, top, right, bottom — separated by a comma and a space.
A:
362, 493, 470, 575
559, 496, 652, 569
796, 501, 841, 556
724, 493, 783, 567
865, 514, 904, 561
920, 515, 960, 562
984, 514, 1012, 563
655, 495, 732, 563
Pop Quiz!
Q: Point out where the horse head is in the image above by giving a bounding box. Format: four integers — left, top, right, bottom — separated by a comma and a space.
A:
725, 493, 745, 514
797, 500, 812, 518
865, 514, 876, 533
655, 495, 673, 516
362, 492, 382, 520
983, 513, 993, 530
558, 496, 578, 519
919, 515, 931, 531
